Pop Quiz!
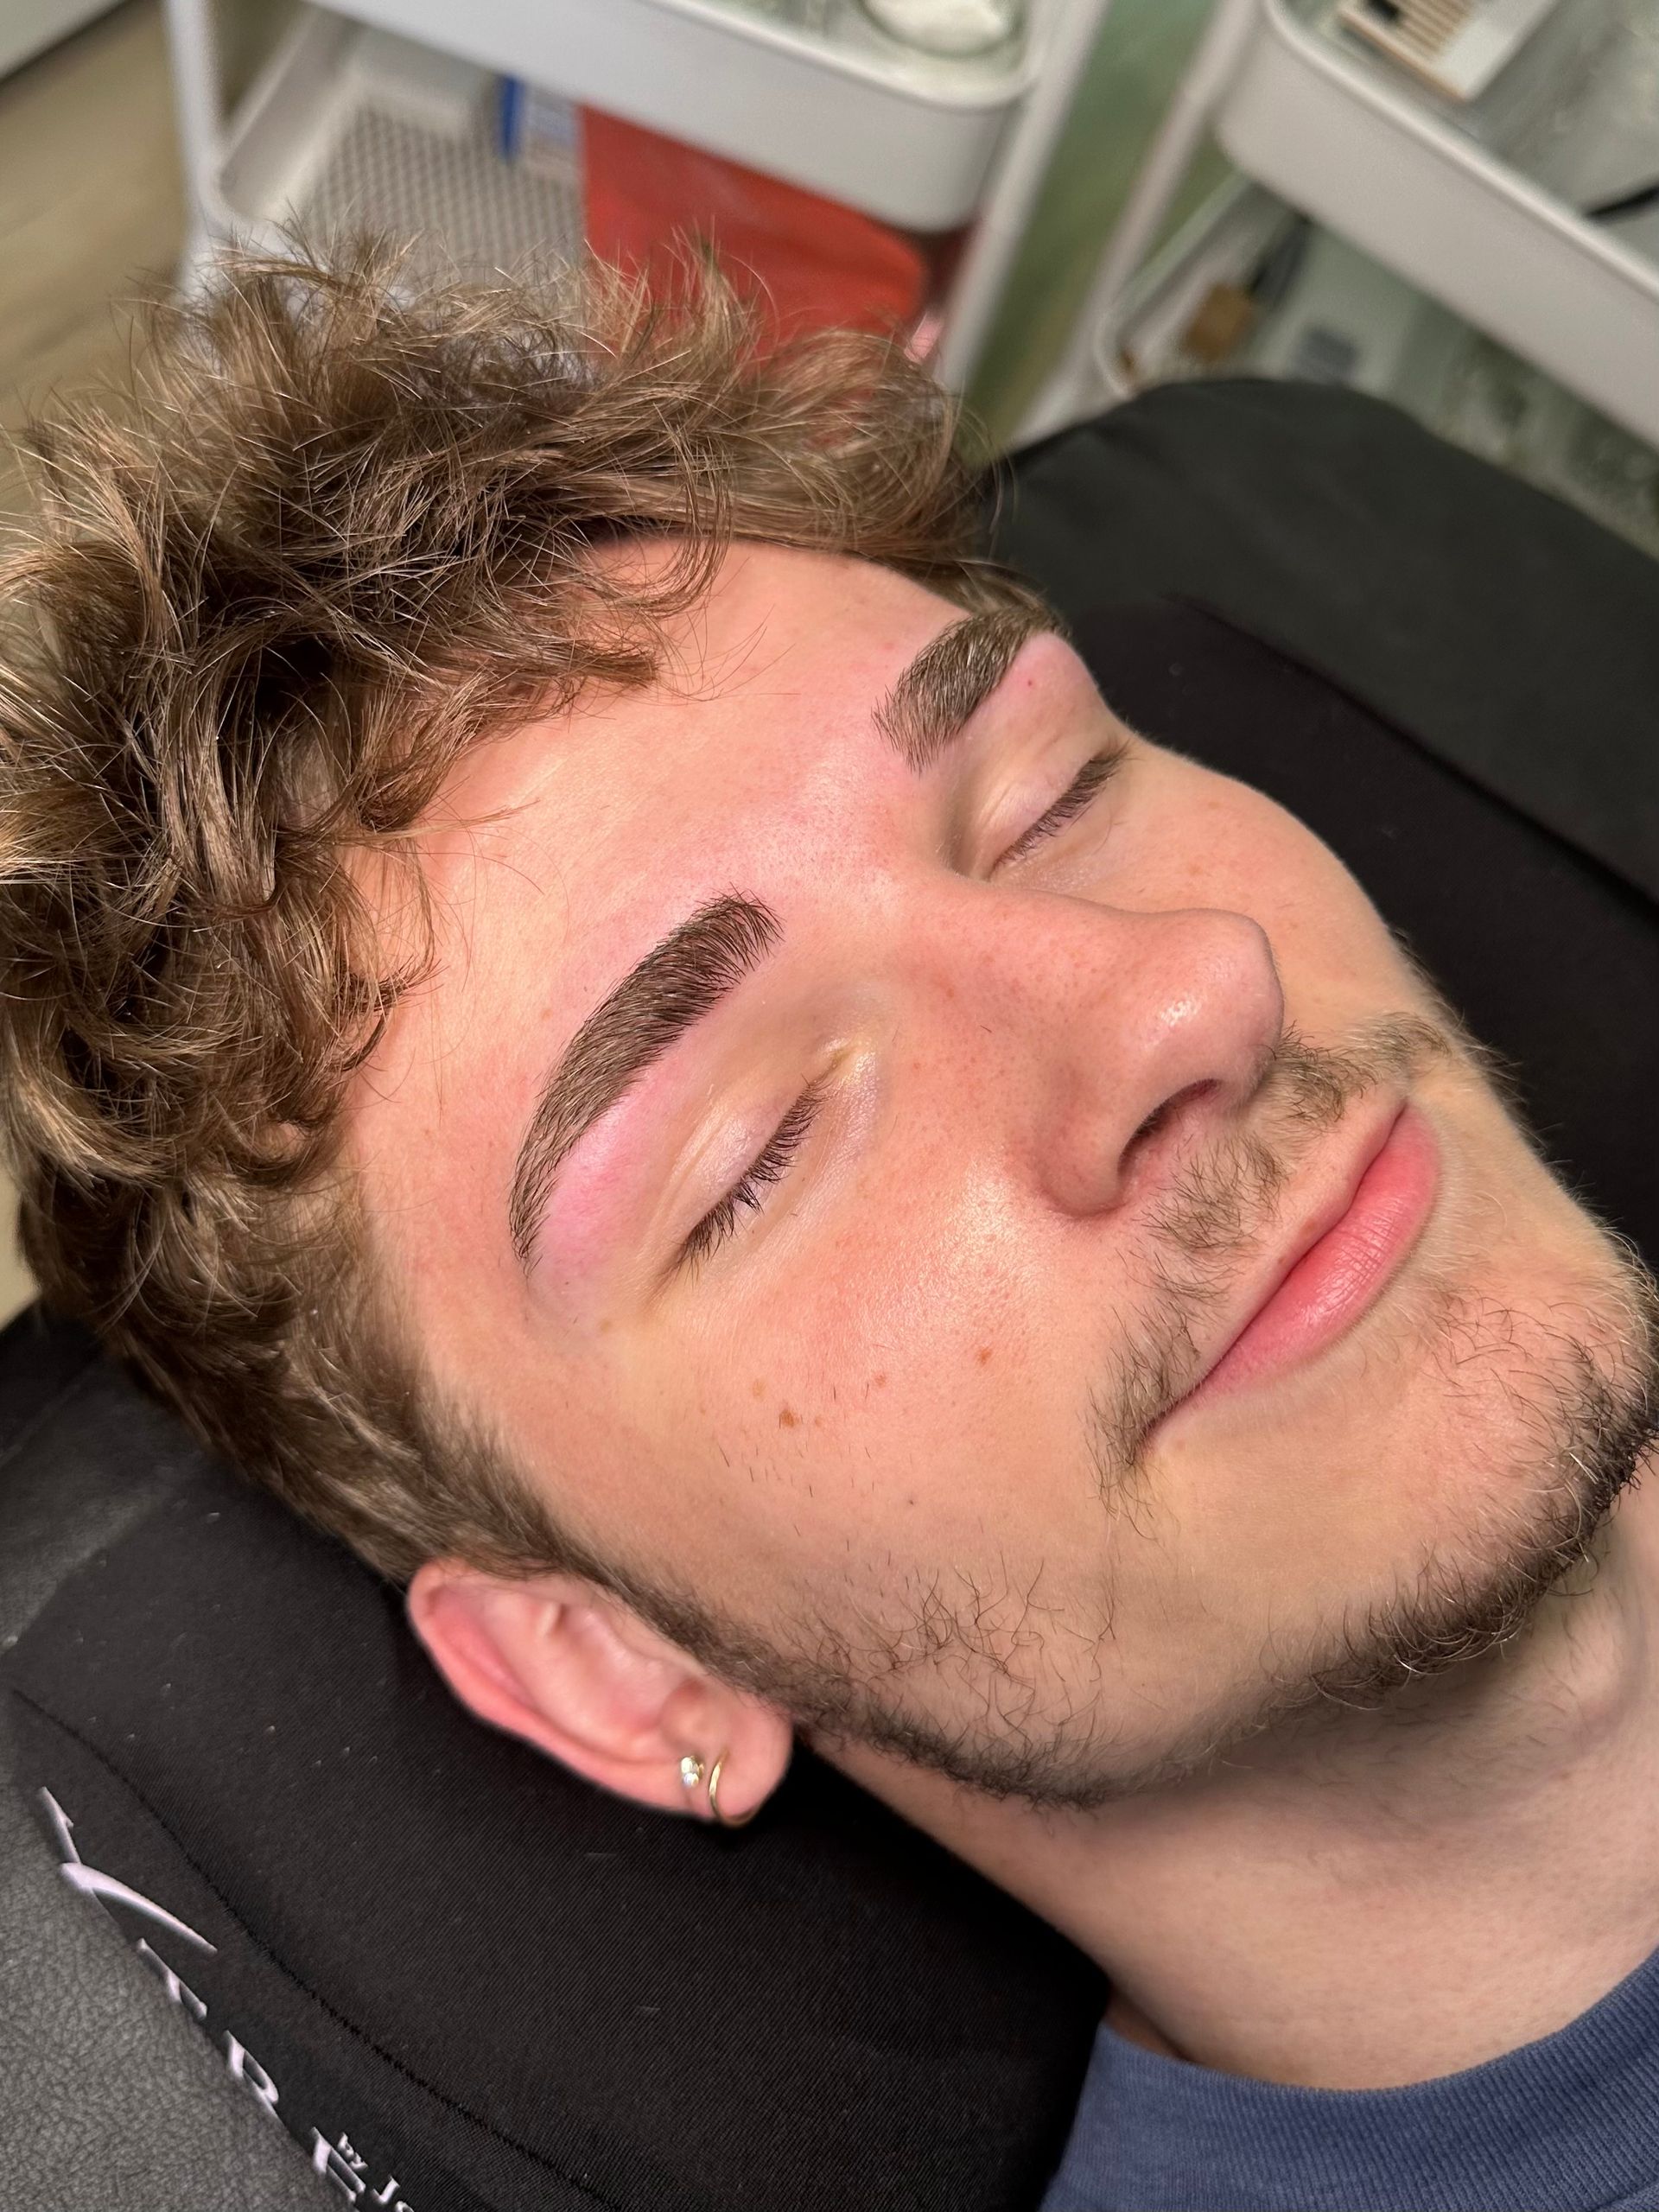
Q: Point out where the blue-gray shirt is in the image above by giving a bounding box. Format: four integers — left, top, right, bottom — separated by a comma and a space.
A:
1042, 1945, 1659, 2211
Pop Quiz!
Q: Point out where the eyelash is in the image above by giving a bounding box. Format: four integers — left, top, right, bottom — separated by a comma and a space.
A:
675, 748, 1123, 1270
999, 746, 1124, 868
680, 1083, 824, 1269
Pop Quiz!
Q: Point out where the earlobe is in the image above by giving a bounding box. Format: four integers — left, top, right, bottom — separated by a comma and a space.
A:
405, 1561, 794, 1821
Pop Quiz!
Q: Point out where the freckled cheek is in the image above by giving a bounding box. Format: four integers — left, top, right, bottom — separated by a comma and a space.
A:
1252, 849, 1419, 1009
1150, 794, 1319, 910
663, 1243, 1089, 1567
744, 1212, 1048, 1447
1147, 790, 1402, 999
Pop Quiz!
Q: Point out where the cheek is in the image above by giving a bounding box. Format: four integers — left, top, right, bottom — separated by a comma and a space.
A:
665, 1194, 1098, 1567
1131, 767, 1414, 1015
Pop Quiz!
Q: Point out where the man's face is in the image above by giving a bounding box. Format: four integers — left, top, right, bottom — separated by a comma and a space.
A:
353, 543, 1654, 1802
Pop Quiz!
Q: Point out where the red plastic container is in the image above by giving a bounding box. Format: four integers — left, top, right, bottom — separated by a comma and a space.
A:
582, 108, 938, 341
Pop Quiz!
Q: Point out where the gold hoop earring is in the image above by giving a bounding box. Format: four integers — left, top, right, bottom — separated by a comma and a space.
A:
706, 1749, 758, 1829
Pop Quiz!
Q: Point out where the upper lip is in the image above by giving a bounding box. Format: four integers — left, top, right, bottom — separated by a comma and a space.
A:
1180, 1094, 1410, 1398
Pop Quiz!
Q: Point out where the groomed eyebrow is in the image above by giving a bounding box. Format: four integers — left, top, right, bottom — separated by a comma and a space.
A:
875, 603, 1057, 772
508, 893, 780, 1269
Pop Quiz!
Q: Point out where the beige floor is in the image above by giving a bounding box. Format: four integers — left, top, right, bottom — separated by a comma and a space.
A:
0, 0, 184, 1322
0, 2, 183, 504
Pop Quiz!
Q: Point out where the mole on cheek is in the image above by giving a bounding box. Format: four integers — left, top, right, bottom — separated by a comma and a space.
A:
976, 1345, 994, 1365
778, 1407, 798, 1429
752, 1379, 766, 1398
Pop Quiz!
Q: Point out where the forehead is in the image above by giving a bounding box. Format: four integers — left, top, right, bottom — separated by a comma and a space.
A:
421, 540, 957, 917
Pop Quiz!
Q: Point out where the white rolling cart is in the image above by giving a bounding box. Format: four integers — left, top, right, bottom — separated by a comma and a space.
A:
1020, 0, 1659, 451
159, 0, 1116, 397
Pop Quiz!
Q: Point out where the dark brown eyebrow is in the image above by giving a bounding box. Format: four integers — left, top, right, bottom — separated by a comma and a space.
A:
508, 893, 780, 1269
874, 605, 1055, 772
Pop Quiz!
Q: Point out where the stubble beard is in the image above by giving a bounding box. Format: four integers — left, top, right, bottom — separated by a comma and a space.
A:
600, 1014, 1659, 1812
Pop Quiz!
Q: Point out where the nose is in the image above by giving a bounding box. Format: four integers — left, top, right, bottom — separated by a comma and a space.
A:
929, 890, 1285, 1219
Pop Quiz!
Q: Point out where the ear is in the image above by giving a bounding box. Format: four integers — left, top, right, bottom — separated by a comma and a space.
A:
406, 1561, 793, 1822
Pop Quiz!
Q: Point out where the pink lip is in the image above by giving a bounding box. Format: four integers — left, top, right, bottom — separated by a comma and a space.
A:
1182, 1103, 1440, 1408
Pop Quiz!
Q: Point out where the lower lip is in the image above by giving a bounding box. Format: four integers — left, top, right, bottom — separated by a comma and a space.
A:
1192, 1106, 1441, 1403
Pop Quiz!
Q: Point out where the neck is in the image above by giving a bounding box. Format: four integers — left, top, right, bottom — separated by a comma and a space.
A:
842, 1466, 1659, 2090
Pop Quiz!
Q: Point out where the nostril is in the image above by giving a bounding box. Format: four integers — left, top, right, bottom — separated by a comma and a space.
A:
1130, 1080, 1216, 1155
1119, 1083, 1222, 1205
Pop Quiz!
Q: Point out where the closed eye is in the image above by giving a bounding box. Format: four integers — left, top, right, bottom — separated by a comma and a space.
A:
679, 1083, 824, 1271
672, 746, 1124, 1274
999, 744, 1126, 869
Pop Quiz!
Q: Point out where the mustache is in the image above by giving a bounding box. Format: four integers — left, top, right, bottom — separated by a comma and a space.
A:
1091, 1012, 1458, 1486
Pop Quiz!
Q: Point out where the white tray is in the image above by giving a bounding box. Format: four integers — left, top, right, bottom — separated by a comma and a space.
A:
308, 0, 1036, 231
1213, 0, 1659, 449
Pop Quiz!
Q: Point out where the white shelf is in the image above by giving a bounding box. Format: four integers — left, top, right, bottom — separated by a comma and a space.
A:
1105, 182, 1659, 563
299, 0, 1037, 231
207, 12, 582, 271
1213, 0, 1659, 448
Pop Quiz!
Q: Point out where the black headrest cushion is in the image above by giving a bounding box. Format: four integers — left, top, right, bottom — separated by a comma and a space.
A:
4, 1383, 1103, 2212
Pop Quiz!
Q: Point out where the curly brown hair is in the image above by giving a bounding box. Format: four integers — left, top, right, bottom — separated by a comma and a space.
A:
0, 240, 1026, 1584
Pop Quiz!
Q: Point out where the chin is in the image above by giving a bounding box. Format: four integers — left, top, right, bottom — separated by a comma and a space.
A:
1349, 1224, 1650, 1618
1165, 1178, 1651, 1635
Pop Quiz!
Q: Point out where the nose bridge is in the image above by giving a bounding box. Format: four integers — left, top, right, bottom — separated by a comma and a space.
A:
910, 880, 1284, 1213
